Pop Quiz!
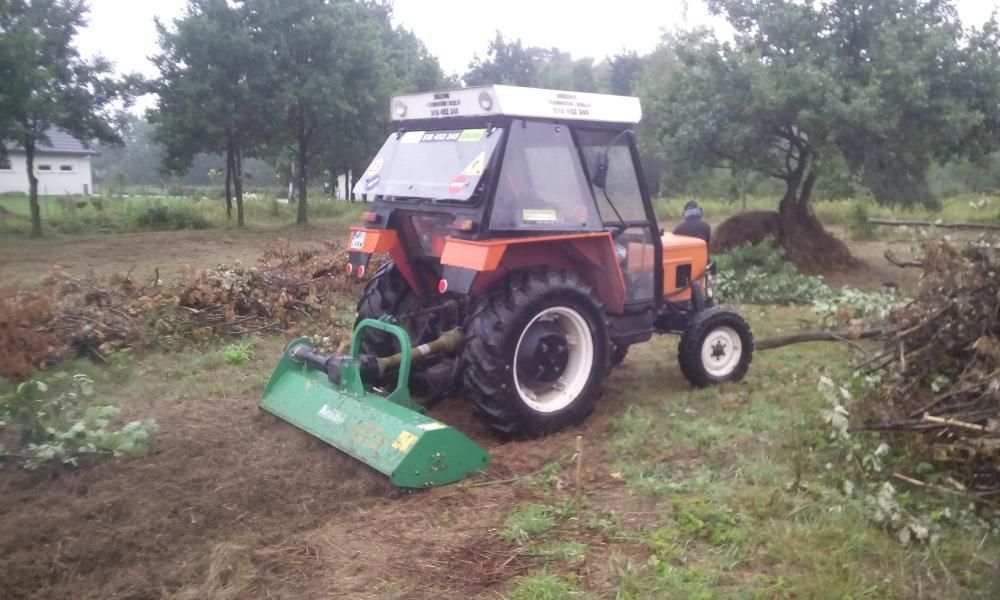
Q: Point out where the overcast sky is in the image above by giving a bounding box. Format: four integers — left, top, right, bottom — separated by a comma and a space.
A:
76, 0, 999, 81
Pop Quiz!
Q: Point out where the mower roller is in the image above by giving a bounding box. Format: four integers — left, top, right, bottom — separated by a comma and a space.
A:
260, 319, 490, 488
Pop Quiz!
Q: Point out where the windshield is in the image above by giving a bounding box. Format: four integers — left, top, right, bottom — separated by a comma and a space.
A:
353, 127, 504, 201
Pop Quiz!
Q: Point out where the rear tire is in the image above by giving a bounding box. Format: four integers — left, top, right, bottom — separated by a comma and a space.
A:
462, 269, 610, 437
678, 308, 753, 387
355, 261, 419, 356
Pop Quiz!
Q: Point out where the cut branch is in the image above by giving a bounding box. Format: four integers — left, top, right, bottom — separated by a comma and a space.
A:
756, 328, 887, 351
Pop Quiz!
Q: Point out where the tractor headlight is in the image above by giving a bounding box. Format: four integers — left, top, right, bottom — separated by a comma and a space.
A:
478, 91, 493, 111
393, 99, 407, 119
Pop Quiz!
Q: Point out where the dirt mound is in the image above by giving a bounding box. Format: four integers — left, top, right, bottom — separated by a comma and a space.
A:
711, 211, 781, 253
0, 395, 397, 600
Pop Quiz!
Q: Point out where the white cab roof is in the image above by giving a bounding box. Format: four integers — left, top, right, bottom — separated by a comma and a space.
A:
390, 85, 642, 125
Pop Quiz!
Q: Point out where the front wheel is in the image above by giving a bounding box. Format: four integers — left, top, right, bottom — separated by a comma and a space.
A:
462, 269, 610, 437
678, 308, 753, 387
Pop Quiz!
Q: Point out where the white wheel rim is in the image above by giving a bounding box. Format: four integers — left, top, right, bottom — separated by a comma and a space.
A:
701, 326, 742, 379
513, 306, 594, 413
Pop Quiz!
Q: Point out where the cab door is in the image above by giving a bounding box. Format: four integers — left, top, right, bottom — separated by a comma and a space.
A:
576, 129, 661, 309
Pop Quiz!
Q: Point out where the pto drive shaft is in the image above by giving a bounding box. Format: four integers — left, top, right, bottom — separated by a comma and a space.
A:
289, 329, 464, 386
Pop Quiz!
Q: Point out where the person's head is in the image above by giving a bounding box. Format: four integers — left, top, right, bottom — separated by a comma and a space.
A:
683, 200, 703, 220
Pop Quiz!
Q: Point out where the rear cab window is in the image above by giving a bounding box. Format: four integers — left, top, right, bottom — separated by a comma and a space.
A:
353, 127, 504, 201
490, 120, 600, 231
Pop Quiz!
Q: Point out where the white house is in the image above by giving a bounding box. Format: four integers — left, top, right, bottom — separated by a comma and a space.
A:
0, 128, 98, 196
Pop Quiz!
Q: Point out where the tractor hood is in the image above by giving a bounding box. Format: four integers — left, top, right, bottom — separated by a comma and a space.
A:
353, 127, 504, 201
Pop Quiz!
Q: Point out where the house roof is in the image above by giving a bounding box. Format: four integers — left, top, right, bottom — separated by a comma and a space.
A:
5, 127, 100, 156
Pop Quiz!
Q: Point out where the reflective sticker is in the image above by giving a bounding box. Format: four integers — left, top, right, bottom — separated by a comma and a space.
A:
459, 128, 486, 142
392, 431, 419, 453
522, 208, 558, 223
365, 174, 381, 191
351, 230, 367, 249
421, 131, 461, 142
417, 422, 448, 431
461, 152, 486, 177
400, 131, 424, 144
448, 174, 468, 194
363, 156, 383, 177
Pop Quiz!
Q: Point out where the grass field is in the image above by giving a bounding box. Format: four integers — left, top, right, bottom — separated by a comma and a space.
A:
1, 303, 996, 599
1, 195, 998, 598
0, 191, 364, 236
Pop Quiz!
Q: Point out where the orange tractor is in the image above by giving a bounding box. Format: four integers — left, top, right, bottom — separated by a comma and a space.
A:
261, 86, 752, 487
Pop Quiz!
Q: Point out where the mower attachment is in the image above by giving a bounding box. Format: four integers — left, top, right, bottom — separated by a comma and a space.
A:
260, 319, 491, 488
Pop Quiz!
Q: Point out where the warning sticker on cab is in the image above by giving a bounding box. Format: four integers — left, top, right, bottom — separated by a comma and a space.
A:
522, 209, 558, 223
461, 152, 486, 177
392, 431, 419, 453
350, 230, 367, 250
459, 128, 486, 142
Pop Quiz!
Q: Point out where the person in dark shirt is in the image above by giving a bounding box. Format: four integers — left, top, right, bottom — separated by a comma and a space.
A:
672, 200, 711, 245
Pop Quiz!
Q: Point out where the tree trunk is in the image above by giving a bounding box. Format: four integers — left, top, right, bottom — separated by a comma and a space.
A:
296, 135, 308, 225
777, 168, 857, 271
25, 137, 41, 238
233, 131, 245, 227
224, 142, 233, 220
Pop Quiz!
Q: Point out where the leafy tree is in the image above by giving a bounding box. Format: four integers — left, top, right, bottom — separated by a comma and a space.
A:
608, 50, 645, 96
465, 32, 541, 86
0, 0, 133, 237
640, 0, 1000, 267
149, 0, 264, 225
246, 0, 393, 222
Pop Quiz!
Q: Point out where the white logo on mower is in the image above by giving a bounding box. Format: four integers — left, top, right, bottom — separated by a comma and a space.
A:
318, 404, 346, 425
350, 230, 366, 250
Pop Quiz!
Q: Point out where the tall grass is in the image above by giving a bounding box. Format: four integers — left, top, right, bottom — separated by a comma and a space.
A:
0, 192, 366, 237
652, 194, 1000, 225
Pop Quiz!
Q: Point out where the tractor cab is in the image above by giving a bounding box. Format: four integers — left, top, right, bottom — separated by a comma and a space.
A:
348, 86, 695, 323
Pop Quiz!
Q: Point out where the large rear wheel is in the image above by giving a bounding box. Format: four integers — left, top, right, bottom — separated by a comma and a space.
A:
462, 269, 610, 437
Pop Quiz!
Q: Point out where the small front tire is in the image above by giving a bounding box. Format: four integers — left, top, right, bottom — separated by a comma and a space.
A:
678, 308, 753, 387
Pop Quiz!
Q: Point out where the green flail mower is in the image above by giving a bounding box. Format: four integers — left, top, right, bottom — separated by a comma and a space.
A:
260, 319, 490, 488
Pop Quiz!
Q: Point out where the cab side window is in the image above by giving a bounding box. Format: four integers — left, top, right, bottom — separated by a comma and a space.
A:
577, 130, 646, 223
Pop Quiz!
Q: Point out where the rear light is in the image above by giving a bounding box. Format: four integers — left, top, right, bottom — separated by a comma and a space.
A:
356, 264, 366, 278
362, 211, 380, 224
345, 263, 353, 275
452, 218, 476, 232
438, 279, 448, 294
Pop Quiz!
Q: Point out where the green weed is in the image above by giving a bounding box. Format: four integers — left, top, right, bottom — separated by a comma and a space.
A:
222, 342, 253, 366
506, 571, 581, 600
500, 503, 560, 543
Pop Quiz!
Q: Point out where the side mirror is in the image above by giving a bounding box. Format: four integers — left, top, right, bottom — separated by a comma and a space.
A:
592, 153, 608, 188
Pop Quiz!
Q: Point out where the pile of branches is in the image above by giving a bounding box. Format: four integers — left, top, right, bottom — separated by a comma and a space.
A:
0, 241, 373, 380
864, 241, 1000, 494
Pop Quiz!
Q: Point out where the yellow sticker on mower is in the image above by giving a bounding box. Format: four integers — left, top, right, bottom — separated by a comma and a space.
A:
392, 431, 419, 453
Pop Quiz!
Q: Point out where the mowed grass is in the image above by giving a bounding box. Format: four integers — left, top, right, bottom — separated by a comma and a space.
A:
11, 298, 998, 598
504, 304, 1000, 600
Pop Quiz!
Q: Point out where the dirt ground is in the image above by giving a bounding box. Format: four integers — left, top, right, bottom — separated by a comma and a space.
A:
0, 225, 350, 288
0, 359, 651, 599
0, 224, 937, 599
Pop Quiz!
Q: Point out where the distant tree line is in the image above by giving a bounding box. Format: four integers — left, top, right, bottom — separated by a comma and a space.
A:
3, 0, 999, 261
